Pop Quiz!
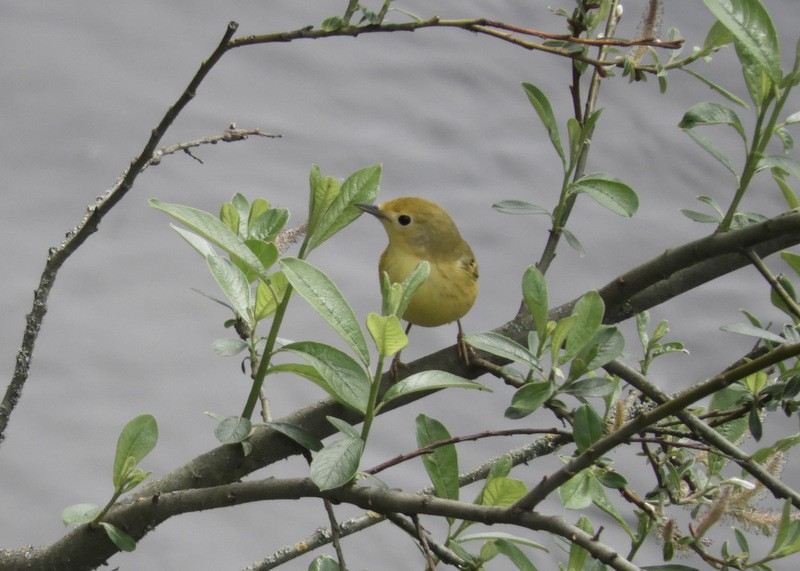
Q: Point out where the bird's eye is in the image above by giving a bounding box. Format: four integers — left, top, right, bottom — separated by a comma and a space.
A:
398, 214, 412, 226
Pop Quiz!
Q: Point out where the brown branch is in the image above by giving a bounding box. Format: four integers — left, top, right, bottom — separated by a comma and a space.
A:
229, 17, 680, 74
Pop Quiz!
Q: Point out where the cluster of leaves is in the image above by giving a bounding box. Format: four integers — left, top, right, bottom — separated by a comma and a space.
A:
151, 166, 487, 495
492, 82, 639, 256
62, 415, 158, 552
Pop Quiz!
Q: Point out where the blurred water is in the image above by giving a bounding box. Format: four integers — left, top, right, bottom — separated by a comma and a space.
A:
1, 1, 799, 569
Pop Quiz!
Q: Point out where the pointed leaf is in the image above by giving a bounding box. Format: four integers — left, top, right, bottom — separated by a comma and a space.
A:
679, 102, 746, 140
573, 404, 604, 452
523, 265, 548, 337
255, 271, 291, 320
281, 257, 370, 366
720, 322, 786, 343
249, 208, 289, 242
684, 129, 740, 179
113, 415, 158, 489
62, 503, 102, 526
395, 261, 430, 321
307, 164, 381, 251
464, 332, 539, 370
99, 522, 137, 552
505, 382, 554, 419
522, 82, 565, 165
206, 255, 252, 326
703, 0, 781, 83
214, 416, 253, 444
310, 436, 364, 490
171, 225, 216, 258
282, 341, 371, 413
416, 414, 459, 501
266, 421, 323, 452
150, 200, 270, 280
569, 174, 639, 217
367, 312, 408, 357
492, 200, 551, 216
380, 370, 489, 408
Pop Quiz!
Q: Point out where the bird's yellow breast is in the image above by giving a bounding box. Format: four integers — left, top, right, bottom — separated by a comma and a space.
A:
379, 246, 478, 327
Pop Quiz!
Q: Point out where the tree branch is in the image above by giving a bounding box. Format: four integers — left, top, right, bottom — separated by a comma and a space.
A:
0, 22, 242, 447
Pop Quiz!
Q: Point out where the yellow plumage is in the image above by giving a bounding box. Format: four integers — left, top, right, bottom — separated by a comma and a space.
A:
356, 197, 479, 328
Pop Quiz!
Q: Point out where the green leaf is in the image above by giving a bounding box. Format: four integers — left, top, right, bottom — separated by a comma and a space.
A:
326, 416, 359, 438
770, 500, 800, 556
231, 193, 250, 236
99, 522, 137, 552
782, 251, 800, 278
505, 382, 554, 419
282, 341, 371, 413
684, 129, 740, 180
267, 421, 323, 452
171, 225, 217, 258
308, 166, 340, 239
150, 199, 270, 280
379, 371, 489, 409
479, 477, 527, 507
703, 0, 781, 83
709, 384, 749, 474
559, 468, 594, 509
255, 271, 291, 320
573, 404, 604, 452
523, 266, 548, 338
720, 322, 786, 343
239, 239, 279, 282
679, 102, 746, 141
394, 261, 430, 321
220, 201, 240, 235
522, 82, 565, 166
281, 257, 370, 366
703, 18, 735, 52
214, 416, 253, 444
249, 207, 289, 242
562, 377, 617, 398
113, 414, 158, 489
568, 174, 639, 217
492, 200, 551, 216
573, 326, 625, 373
366, 313, 408, 357
759, 155, 800, 180
680, 209, 721, 223
310, 436, 364, 490
416, 414, 459, 501
562, 227, 585, 256
306, 164, 381, 252
62, 503, 102, 526
682, 68, 748, 108
463, 332, 539, 370
247, 198, 271, 232
206, 255, 252, 326
212, 338, 248, 357
309, 555, 341, 571
564, 291, 605, 361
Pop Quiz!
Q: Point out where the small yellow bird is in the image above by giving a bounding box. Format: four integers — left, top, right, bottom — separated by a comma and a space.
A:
356, 197, 479, 365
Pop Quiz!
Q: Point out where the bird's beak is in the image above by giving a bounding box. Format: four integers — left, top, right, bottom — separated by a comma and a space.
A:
355, 203, 386, 219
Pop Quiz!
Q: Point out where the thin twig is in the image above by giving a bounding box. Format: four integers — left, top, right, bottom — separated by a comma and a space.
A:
604, 359, 800, 509
0, 22, 242, 447
745, 248, 800, 321
323, 499, 348, 571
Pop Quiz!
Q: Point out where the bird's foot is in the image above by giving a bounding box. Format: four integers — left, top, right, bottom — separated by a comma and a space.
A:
389, 352, 409, 381
456, 321, 476, 367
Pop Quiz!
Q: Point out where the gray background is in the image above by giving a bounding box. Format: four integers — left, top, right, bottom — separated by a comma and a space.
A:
2, 1, 799, 569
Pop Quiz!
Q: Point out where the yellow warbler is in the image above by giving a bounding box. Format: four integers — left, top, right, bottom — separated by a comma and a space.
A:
356, 197, 479, 361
